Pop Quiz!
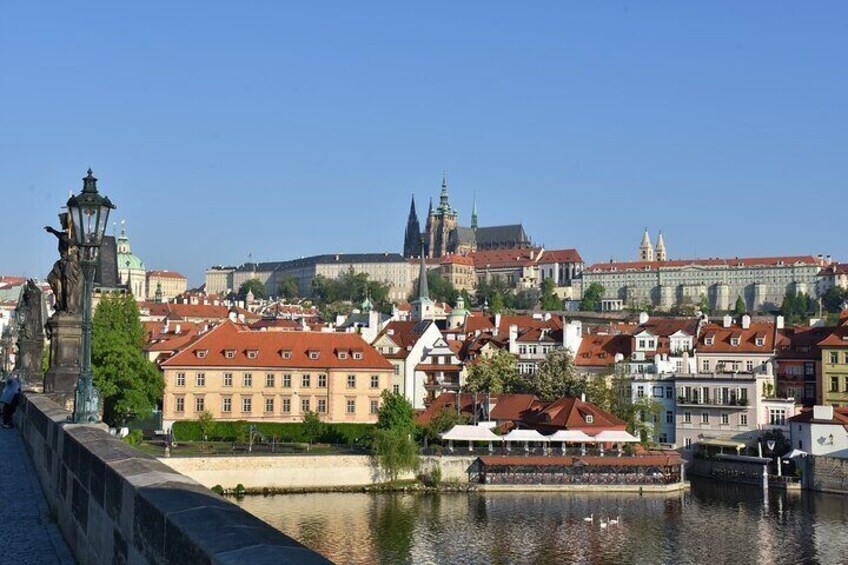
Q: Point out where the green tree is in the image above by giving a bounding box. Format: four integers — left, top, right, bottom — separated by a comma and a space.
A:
419, 406, 467, 444
198, 410, 216, 443
238, 279, 267, 301
540, 278, 562, 311
277, 276, 299, 300
632, 396, 664, 443
311, 269, 392, 313
376, 390, 416, 436
514, 288, 541, 311
581, 283, 605, 312
490, 291, 505, 314
584, 364, 663, 445
372, 428, 420, 483
822, 287, 848, 314
733, 296, 747, 316
425, 270, 459, 305
516, 348, 583, 401
463, 349, 520, 394
781, 290, 810, 325
302, 410, 324, 444
92, 293, 164, 427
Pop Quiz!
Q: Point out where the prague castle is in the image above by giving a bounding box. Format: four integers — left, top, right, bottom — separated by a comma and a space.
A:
403, 176, 532, 258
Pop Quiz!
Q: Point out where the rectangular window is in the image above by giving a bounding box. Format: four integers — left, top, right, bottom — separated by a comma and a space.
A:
243, 373, 252, 387
222, 397, 232, 413
666, 411, 673, 424
701, 360, 709, 372
318, 374, 327, 388
265, 373, 275, 388
370, 399, 379, 414
302, 374, 311, 388
283, 374, 291, 388
740, 414, 748, 426
282, 397, 291, 413
684, 438, 692, 449
242, 397, 252, 413
301, 398, 310, 413
346, 399, 356, 414
636, 386, 644, 398
393, 385, 400, 394
195, 396, 205, 412
317, 399, 327, 413
265, 398, 274, 413
176, 373, 185, 387
721, 414, 729, 425
832, 377, 839, 392
831, 352, 839, 364
666, 387, 673, 399
684, 412, 691, 424
175, 397, 184, 412
746, 361, 754, 372
393, 365, 400, 376
347, 375, 356, 389
701, 413, 709, 424
845, 353, 848, 364
223, 373, 233, 387
371, 375, 380, 389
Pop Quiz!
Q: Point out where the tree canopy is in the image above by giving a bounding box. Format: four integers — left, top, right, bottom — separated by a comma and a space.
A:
92, 293, 164, 427
463, 349, 520, 394
733, 296, 747, 316
277, 276, 299, 300
310, 269, 391, 315
581, 283, 605, 312
822, 287, 848, 314
540, 278, 562, 311
237, 279, 267, 301
584, 365, 663, 444
781, 290, 810, 325
410, 270, 458, 306
376, 390, 416, 436
516, 348, 583, 401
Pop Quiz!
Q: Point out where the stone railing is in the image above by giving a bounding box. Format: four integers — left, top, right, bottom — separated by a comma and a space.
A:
16, 395, 331, 564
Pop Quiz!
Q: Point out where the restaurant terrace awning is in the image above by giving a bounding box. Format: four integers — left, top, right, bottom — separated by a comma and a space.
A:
592, 430, 640, 443
547, 430, 595, 443
502, 429, 549, 442
440, 425, 503, 443
699, 438, 746, 450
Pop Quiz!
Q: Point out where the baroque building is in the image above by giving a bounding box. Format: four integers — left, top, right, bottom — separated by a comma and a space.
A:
116, 220, 146, 299
403, 176, 532, 259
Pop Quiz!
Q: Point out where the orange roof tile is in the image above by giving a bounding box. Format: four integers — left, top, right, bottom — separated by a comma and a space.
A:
587, 255, 820, 272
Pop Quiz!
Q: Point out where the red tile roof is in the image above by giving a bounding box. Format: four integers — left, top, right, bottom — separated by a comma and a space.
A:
697, 322, 777, 353
415, 392, 538, 425
144, 302, 258, 321
537, 249, 583, 264
818, 325, 848, 348
440, 255, 475, 266
469, 248, 539, 268
477, 455, 683, 467
776, 326, 832, 360
586, 255, 820, 273
161, 320, 392, 370
575, 334, 632, 367
373, 320, 435, 359
788, 407, 848, 426
524, 397, 627, 431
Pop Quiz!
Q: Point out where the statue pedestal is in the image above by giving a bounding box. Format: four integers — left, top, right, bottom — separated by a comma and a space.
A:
44, 313, 82, 411
16, 338, 45, 388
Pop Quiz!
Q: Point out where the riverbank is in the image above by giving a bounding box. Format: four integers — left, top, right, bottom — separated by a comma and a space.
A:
479, 482, 689, 493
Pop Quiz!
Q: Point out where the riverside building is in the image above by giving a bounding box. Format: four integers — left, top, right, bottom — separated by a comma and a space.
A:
159, 320, 393, 430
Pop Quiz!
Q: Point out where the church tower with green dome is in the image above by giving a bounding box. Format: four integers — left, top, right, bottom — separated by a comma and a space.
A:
116, 220, 147, 299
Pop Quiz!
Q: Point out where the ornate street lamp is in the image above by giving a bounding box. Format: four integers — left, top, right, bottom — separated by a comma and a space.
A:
67, 169, 115, 423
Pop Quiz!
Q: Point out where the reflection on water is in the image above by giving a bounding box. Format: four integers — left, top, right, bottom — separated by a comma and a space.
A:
236, 479, 848, 564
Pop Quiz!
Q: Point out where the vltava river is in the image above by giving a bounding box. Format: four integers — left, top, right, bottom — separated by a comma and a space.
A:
236, 479, 848, 564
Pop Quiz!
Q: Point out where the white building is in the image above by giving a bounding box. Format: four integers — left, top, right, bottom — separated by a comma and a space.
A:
789, 405, 848, 457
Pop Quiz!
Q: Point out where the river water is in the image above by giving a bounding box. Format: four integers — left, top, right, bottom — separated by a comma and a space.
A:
236, 479, 848, 564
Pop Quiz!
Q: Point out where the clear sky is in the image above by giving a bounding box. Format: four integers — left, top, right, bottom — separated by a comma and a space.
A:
2, 2, 845, 286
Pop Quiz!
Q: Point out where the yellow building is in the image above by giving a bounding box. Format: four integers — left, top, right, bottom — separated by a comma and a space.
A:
160, 320, 393, 429
146, 270, 188, 302
819, 317, 848, 407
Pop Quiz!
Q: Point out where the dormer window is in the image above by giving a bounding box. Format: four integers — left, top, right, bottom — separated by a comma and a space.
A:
755, 337, 765, 347
353, 352, 363, 360
224, 350, 236, 359
195, 350, 208, 359
337, 351, 348, 360
308, 350, 320, 360
246, 350, 258, 360
705, 338, 714, 346
281, 350, 292, 360
585, 414, 594, 424
730, 337, 740, 346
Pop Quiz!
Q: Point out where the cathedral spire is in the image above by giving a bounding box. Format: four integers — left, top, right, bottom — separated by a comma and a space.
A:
639, 228, 655, 262
438, 173, 451, 213
403, 195, 421, 258
471, 193, 478, 230
656, 231, 667, 262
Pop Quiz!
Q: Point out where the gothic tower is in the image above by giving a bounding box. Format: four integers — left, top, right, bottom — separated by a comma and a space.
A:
427, 174, 458, 258
639, 228, 655, 262
471, 194, 478, 230
403, 195, 421, 258
655, 231, 667, 262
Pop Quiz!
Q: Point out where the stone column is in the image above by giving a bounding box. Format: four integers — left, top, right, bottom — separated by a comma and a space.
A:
43, 313, 83, 411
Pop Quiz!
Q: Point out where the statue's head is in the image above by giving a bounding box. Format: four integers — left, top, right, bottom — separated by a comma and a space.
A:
58, 212, 69, 230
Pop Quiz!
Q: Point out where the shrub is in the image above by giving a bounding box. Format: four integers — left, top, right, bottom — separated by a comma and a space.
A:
171, 419, 374, 444
211, 485, 224, 495
124, 430, 143, 447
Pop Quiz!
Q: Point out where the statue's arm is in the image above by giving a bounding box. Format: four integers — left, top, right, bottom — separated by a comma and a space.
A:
44, 226, 61, 238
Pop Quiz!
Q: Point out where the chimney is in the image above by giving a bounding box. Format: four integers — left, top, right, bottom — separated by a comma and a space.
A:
776, 315, 784, 330
494, 313, 502, 333
741, 314, 751, 330
580, 392, 586, 402
723, 315, 732, 328
508, 324, 519, 348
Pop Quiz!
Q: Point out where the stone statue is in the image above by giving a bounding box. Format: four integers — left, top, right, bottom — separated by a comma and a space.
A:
45, 213, 82, 315
14, 279, 45, 387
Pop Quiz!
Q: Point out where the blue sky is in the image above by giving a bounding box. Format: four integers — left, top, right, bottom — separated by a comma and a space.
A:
2, 2, 846, 285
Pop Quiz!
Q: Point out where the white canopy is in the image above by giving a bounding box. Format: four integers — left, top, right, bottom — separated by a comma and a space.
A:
502, 429, 550, 442
547, 430, 595, 443
592, 430, 640, 443
440, 425, 502, 442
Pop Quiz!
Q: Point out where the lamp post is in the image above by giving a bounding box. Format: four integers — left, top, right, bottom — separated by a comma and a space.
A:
67, 169, 115, 423
766, 438, 781, 477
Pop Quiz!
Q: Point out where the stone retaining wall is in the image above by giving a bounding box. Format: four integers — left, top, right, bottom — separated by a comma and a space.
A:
686, 458, 767, 487
802, 455, 848, 494
161, 453, 478, 489
17, 395, 330, 564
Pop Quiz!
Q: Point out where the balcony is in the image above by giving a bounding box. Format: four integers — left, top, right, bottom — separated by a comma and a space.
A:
677, 396, 748, 409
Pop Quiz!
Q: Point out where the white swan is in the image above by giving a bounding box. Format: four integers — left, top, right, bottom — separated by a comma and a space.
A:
599, 519, 608, 529
609, 515, 620, 525
583, 513, 594, 523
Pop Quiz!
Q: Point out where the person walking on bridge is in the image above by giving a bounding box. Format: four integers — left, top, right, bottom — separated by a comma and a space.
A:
1, 374, 22, 428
